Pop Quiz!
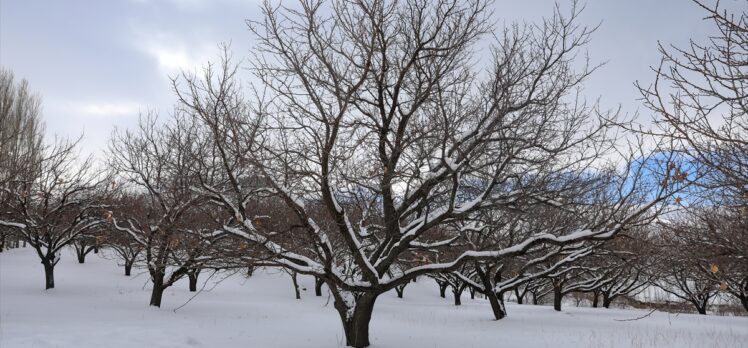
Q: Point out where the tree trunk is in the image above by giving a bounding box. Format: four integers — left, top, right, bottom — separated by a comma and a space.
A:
43, 262, 55, 290
603, 291, 613, 308
515, 288, 523, 304
532, 292, 539, 305
553, 287, 563, 311
739, 295, 748, 313
592, 290, 599, 308
247, 266, 254, 277
469, 286, 475, 300
485, 291, 506, 320
438, 282, 447, 298
694, 299, 708, 315
335, 292, 378, 348
395, 283, 406, 298
291, 272, 300, 299
149, 274, 165, 307
188, 270, 199, 292
315, 277, 324, 296
452, 285, 465, 306
124, 261, 133, 276
76, 247, 87, 264
475, 265, 506, 319
93, 245, 99, 254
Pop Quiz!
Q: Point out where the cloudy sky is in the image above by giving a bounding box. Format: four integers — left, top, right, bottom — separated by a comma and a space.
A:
0, 0, 738, 158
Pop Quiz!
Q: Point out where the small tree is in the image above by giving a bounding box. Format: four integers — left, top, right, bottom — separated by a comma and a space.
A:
109, 113, 221, 307
0, 139, 108, 289
593, 232, 654, 308
655, 210, 746, 313
547, 258, 612, 312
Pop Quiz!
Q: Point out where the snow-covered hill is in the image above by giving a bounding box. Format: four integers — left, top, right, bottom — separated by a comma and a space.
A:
1, 248, 746, 348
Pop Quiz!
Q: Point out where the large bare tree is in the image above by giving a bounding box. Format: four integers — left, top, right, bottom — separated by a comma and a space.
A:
174, 1, 683, 346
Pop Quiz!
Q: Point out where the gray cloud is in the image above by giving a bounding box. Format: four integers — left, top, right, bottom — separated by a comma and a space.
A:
1, 0, 740, 158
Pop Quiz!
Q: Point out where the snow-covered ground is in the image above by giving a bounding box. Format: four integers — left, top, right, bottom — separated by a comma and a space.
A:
1, 248, 746, 348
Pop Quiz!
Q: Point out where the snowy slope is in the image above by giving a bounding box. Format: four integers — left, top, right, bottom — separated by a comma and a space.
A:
1, 248, 746, 348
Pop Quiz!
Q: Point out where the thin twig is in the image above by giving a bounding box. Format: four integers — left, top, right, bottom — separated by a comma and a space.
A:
173, 269, 221, 312
614, 308, 657, 321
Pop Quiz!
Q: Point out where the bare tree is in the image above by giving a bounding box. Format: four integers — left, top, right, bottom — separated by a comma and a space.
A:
430, 264, 473, 306
108, 113, 222, 307
689, 209, 748, 312
592, 231, 654, 308
0, 138, 108, 289
174, 1, 682, 346
102, 211, 145, 276
0, 67, 44, 252
655, 209, 747, 313
638, 1, 748, 196
547, 256, 613, 312
71, 225, 107, 264
633, 0, 748, 315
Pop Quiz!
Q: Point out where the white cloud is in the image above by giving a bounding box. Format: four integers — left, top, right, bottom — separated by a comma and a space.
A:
131, 29, 217, 75
144, 43, 201, 73
64, 102, 141, 119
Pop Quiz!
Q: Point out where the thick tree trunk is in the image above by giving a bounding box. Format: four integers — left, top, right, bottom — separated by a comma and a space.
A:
124, 261, 133, 276
43, 262, 55, 290
93, 245, 99, 254
515, 288, 523, 304
740, 295, 748, 313
532, 292, 539, 305
693, 299, 708, 315
603, 291, 613, 308
475, 265, 506, 319
315, 277, 324, 296
553, 287, 563, 311
485, 291, 506, 320
592, 290, 599, 308
188, 270, 199, 292
149, 274, 165, 307
335, 292, 378, 348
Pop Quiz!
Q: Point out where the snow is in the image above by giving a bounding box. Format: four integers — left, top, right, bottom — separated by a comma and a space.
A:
2, 248, 747, 348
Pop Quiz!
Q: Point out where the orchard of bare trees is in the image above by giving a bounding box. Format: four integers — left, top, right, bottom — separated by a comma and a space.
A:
0, 1, 746, 347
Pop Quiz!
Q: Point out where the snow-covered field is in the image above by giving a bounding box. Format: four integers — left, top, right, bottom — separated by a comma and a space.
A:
1, 248, 746, 348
